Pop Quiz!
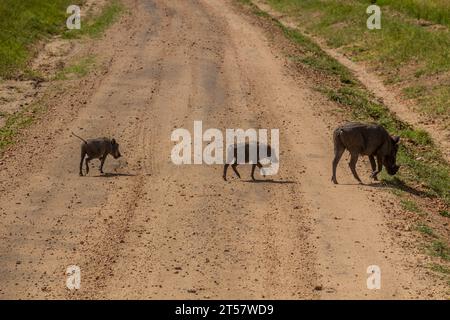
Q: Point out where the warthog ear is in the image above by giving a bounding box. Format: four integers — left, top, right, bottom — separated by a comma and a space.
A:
111, 138, 116, 145
392, 136, 400, 144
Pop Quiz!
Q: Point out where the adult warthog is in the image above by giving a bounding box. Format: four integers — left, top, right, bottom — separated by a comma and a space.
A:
331, 123, 400, 184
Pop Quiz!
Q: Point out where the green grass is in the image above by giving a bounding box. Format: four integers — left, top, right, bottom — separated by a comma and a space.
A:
0, 1, 121, 152
264, 0, 450, 125
430, 263, 450, 275
377, 0, 450, 27
0, 103, 45, 151
401, 199, 421, 213
0, 0, 122, 79
0, 0, 84, 79
64, 0, 123, 39
403, 85, 427, 99
416, 223, 436, 237
403, 84, 450, 119
429, 263, 450, 290
428, 241, 450, 261
240, 0, 450, 206
54, 55, 96, 80
266, 0, 450, 74
440, 210, 450, 218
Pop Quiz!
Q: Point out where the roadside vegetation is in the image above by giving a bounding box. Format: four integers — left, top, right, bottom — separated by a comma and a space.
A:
0, 0, 83, 79
0, 101, 45, 151
64, 0, 123, 39
377, 0, 450, 27
54, 55, 96, 80
0, 0, 123, 154
263, 0, 450, 128
237, 0, 450, 281
0, 0, 122, 79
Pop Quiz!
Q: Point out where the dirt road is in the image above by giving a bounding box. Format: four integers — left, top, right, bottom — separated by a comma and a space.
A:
0, 0, 446, 299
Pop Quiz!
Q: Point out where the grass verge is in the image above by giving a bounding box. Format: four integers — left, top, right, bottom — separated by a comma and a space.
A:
430, 263, 450, 275
0, 0, 84, 79
400, 199, 422, 214
64, 0, 123, 39
0, 103, 46, 151
416, 223, 436, 238
0, 0, 123, 79
377, 0, 450, 28
263, 0, 450, 130
428, 241, 450, 262
429, 263, 450, 287
54, 55, 96, 80
239, 0, 450, 206
1, 1, 122, 153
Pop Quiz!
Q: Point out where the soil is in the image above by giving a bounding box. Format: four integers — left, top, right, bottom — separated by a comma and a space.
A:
0, 0, 448, 299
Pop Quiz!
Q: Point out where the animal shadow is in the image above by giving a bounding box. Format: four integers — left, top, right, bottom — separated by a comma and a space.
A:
366, 177, 430, 197
97, 172, 137, 178
243, 179, 296, 184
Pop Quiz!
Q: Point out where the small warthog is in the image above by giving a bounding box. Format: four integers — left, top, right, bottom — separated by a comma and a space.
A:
72, 132, 122, 176
223, 142, 276, 181
331, 123, 400, 184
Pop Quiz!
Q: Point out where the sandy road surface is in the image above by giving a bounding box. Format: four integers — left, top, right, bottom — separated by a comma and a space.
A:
0, 0, 446, 299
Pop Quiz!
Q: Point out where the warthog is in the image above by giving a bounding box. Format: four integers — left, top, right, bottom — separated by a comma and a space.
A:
72, 132, 122, 176
331, 123, 400, 184
223, 142, 276, 181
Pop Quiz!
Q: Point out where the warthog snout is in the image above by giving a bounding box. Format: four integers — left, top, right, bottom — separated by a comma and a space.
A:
386, 164, 400, 176
111, 138, 122, 159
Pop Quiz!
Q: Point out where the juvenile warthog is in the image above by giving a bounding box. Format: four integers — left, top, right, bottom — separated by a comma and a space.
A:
331, 123, 400, 184
72, 132, 122, 176
223, 142, 276, 181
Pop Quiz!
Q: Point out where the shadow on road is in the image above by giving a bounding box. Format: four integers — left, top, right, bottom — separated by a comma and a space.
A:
97, 172, 137, 178
365, 177, 431, 197
243, 179, 297, 184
